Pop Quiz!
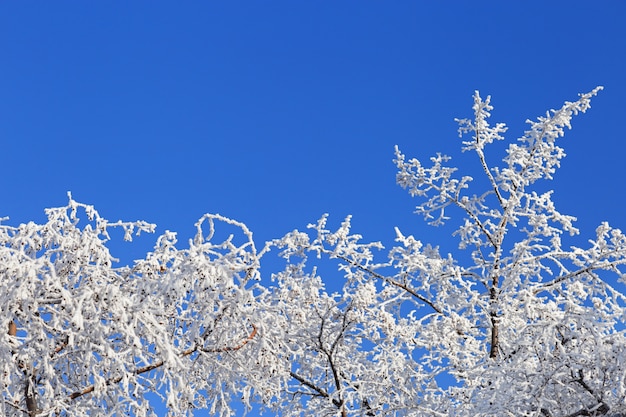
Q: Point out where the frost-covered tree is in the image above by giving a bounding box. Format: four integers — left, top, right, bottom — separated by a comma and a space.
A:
2, 88, 626, 417
0, 203, 276, 416
259, 86, 626, 417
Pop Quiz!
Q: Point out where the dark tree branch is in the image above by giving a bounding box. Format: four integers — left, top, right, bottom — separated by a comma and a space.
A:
69, 323, 257, 401
331, 253, 443, 315
9, 320, 40, 416
288, 371, 344, 409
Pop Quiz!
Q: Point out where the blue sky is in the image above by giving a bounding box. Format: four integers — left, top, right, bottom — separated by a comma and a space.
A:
1, 2, 625, 415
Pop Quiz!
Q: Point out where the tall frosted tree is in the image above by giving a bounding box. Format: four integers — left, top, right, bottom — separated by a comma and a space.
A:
263, 86, 626, 417
2, 88, 625, 416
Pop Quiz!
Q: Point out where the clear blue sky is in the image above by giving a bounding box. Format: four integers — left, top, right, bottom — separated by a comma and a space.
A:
1, 2, 625, 415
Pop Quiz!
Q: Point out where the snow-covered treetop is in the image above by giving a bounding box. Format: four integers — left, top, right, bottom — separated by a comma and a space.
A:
3, 88, 626, 417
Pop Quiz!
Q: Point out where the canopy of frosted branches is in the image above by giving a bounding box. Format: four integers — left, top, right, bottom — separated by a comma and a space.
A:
3, 88, 626, 417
